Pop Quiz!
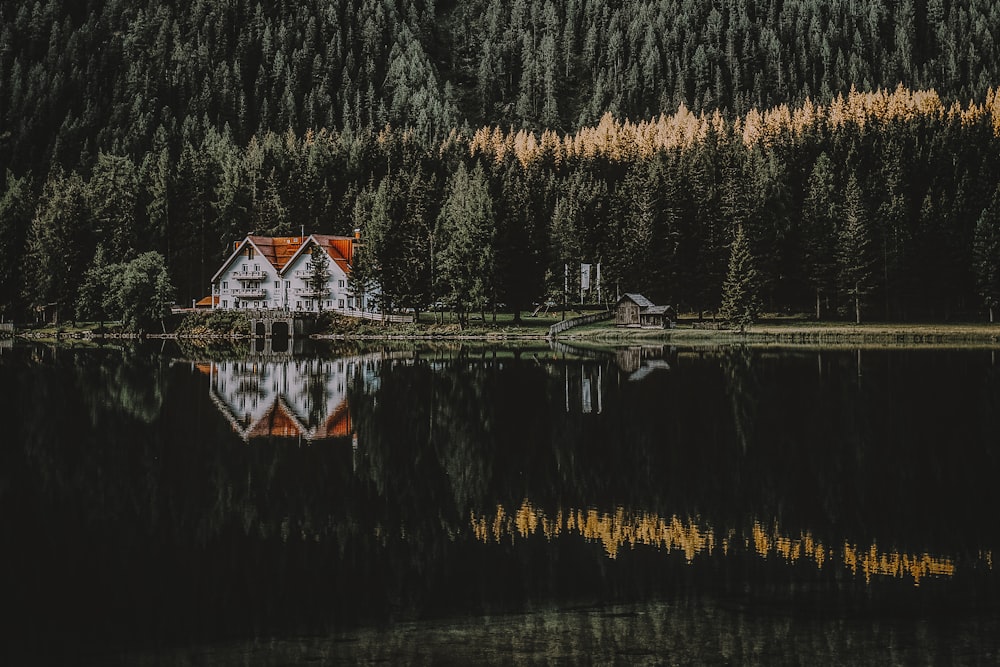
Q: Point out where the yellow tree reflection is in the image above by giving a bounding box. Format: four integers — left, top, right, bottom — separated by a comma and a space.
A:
472, 500, 986, 587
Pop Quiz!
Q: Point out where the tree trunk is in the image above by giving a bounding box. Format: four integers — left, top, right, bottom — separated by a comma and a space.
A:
854, 282, 861, 324
815, 287, 821, 320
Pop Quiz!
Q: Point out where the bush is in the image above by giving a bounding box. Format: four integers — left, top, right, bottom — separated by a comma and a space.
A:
175, 310, 251, 336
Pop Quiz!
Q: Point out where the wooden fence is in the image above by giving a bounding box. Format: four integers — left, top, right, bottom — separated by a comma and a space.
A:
547, 310, 613, 338
341, 308, 414, 324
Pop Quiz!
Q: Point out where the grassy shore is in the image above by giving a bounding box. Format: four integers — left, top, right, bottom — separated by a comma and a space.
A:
563, 316, 1000, 348
14, 311, 1000, 347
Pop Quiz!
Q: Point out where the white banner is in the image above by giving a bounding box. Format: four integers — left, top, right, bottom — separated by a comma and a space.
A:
580, 263, 591, 290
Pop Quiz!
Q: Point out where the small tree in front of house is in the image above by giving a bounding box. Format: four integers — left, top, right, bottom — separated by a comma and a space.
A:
308, 240, 330, 312
720, 224, 761, 333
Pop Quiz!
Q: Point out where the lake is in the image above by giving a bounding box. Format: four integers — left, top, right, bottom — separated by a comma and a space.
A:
1, 340, 997, 664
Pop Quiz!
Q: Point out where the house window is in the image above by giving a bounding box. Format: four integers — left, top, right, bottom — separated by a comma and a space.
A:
275, 281, 280, 289
296, 301, 302, 309
247, 247, 255, 259
326, 300, 332, 308
285, 281, 291, 287
338, 280, 344, 288
222, 300, 228, 308
223, 281, 228, 289
338, 299, 344, 309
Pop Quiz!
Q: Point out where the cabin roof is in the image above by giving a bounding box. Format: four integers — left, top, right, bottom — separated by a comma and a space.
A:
619, 293, 655, 308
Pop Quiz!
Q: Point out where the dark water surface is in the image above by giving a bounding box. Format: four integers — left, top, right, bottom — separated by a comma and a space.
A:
1, 341, 997, 664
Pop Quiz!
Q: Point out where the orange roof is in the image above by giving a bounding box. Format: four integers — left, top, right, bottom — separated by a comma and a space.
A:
247, 234, 355, 273
247, 400, 303, 439
316, 400, 353, 439
247, 235, 308, 272
310, 234, 355, 276
195, 295, 219, 307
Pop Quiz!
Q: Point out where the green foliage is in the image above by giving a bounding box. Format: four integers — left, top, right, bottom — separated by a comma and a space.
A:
0, 170, 35, 317
104, 252, 175, 332
720, 225, 761, 332
837, 175, 875, 324
176, 309, 251, 336
2, 0, 1000, 323
308, 241, 331, 311
972, 186, 1000, 322
435, 163, 495, 328
23, 168, 94, 323
802, 153, 839, 319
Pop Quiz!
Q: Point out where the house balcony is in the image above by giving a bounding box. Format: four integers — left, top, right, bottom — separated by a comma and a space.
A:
231, 288, 266, 299
232, 270, 266, 280
294, 287, 330, 297
294, 269, 329, 279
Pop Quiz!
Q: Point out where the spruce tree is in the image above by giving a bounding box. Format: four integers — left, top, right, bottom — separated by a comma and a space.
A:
802, 153, 838, 319
837, 174, 874, 324
308, 240, 330, 312
972, 187, 1000, 322
720, 224, 760, 332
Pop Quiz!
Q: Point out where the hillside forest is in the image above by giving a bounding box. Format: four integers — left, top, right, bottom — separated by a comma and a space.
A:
2, 0, 1000, 324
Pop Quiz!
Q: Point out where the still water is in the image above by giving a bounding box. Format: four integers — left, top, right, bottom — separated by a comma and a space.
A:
1, 340, 997, 664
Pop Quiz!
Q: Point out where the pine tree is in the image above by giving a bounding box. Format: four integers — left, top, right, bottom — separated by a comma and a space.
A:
435, 162, 495, 328
972, 187, 1000, 322
308, 240, 330, 312
802, 153, 839, 319
720, 224, 760, 332
837, 174, 874, 324
23, 168, 93, 323
0, 170, 36, 318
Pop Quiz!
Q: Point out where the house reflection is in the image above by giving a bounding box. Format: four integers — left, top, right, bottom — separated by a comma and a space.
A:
564, 363, 604, 414
197, 357, 360, 443
615, 345, 676, 381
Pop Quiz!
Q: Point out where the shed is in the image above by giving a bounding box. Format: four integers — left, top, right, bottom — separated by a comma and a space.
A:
615, 294, 675, 328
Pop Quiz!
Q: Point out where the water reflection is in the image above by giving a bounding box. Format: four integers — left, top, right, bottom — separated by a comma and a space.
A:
4, 342, 1000, 661
471, 501, 981, 586
198, 356, 374, 443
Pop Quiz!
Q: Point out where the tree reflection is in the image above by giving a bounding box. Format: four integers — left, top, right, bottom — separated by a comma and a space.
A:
3, 342, 1000, 654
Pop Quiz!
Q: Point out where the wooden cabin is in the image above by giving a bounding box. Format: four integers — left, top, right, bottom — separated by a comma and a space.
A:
615, 294, 675, 328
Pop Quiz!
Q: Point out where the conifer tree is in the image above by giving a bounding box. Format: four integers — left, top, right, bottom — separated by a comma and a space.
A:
0, 170, 36, 318
802, 153, 839, 319
720, 224, 760, 332
972, 187, 1000, 322
435, 162, 495, 328
308, 240, 330, 312
837, 174, 874, 324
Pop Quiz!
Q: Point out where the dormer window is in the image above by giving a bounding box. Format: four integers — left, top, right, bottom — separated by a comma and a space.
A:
247, 247, 255, 259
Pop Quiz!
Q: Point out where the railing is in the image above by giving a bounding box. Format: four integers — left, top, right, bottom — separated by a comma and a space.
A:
294, 269, 329, 279
340, 308, 414, 324
547, 310, 613, 338
231, 288, 266, 298
294, 287, 330, 297
232, 271, 266, 280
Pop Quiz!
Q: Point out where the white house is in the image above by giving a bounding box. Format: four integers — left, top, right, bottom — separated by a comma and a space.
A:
209, 233, 379, 313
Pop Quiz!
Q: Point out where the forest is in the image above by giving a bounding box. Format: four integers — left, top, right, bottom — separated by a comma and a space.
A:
2, 0, 1000, 323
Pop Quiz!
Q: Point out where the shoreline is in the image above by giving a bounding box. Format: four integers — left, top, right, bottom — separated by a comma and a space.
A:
11, 321, 1000, 348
